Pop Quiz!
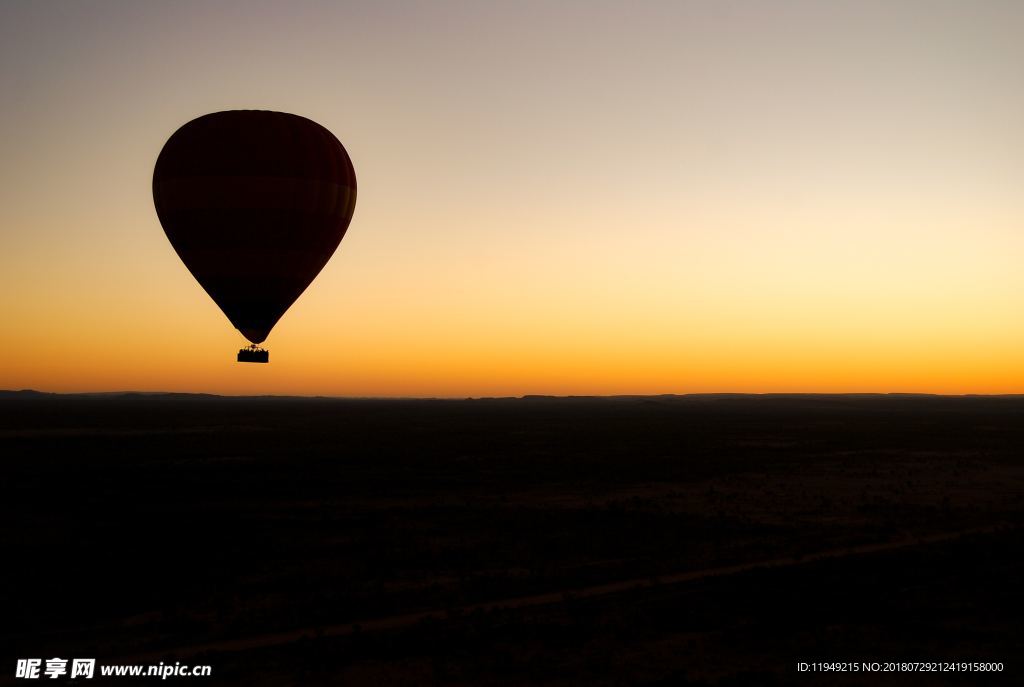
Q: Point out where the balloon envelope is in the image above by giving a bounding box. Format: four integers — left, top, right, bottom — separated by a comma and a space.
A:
153, 110, 357, 344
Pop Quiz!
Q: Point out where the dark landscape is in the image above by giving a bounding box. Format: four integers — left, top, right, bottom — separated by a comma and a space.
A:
3, 392, 1022, 685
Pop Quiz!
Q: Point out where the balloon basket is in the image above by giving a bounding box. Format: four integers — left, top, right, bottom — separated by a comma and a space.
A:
237, 346, 269, 363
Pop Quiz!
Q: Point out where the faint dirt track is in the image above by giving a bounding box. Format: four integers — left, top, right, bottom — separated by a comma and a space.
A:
127, 523, 1012, 662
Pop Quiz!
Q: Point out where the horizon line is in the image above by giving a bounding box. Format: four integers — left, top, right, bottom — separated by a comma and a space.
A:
4, 389, 1024, 401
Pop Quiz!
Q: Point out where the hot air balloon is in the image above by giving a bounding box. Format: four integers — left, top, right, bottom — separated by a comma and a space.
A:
152, 110, 357, 363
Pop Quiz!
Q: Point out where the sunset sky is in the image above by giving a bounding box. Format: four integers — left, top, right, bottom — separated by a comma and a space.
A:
2, 1, 1024, 396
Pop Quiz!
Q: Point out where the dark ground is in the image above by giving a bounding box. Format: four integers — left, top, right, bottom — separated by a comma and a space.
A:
2, 392, 1022, 685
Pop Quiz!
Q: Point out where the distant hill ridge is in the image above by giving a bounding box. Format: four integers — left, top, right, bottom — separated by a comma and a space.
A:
2, 389, 1022, 402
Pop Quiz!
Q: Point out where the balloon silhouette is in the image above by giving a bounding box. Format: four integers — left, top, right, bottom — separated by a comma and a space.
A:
153, 110, 356, 359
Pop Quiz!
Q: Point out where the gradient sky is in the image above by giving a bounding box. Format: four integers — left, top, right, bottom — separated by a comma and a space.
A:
2, 1, 1024, 396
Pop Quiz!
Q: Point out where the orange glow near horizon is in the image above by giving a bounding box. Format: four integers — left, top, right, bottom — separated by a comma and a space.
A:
2, 2, 1024, 396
